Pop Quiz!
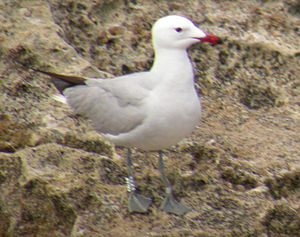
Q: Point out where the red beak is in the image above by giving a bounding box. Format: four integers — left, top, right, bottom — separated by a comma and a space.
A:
199, 34, 223, 45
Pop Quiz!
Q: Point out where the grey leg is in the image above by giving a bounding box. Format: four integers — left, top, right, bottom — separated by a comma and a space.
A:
125, 149, 151, 213
158, 151, 191, 215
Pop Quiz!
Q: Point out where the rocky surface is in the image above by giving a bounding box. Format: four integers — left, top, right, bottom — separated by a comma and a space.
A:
0, 0, 300, 236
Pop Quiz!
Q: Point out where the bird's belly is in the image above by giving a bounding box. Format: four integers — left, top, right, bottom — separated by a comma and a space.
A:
104, 94, 201, 151
135, 116, 199, 150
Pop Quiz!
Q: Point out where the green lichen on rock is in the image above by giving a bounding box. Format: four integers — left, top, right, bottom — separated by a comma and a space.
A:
0, 114, 35, 152
262, 204, 300, 236
265, 169, 300, 199
221, 166, 258, 190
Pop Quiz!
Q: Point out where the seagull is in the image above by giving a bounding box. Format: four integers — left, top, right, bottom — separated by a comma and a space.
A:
34, 15, 222, 215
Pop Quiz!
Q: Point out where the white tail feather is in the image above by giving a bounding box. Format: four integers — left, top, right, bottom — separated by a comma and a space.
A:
52, 94, 67, 104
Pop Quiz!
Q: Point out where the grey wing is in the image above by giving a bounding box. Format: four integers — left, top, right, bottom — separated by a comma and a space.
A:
63, 83, 147, 135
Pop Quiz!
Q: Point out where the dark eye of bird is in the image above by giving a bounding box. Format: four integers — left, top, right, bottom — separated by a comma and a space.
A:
175, 27, 183, 32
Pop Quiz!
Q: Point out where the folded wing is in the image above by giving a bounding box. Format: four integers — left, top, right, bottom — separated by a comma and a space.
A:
64, 80, 148, 135
37, 70, 149, 135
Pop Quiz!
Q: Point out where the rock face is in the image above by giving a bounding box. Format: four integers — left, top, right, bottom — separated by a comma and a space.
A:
0, 0, 300, 236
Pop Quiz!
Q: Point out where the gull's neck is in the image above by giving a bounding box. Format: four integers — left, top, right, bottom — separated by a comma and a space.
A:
150, 47, 194, 82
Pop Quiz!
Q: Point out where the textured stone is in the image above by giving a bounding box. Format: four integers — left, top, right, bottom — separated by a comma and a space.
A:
0, 0, 299, 236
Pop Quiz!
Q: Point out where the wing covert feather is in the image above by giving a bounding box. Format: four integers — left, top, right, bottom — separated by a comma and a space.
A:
63, 80, 149, 135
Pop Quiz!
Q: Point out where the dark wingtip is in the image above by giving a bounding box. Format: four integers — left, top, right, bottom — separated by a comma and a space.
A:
33, 68, 87, 93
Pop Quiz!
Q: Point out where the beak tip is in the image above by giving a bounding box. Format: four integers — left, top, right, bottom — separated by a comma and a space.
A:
199, 34, 223, 46
216, 38, 223, 45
